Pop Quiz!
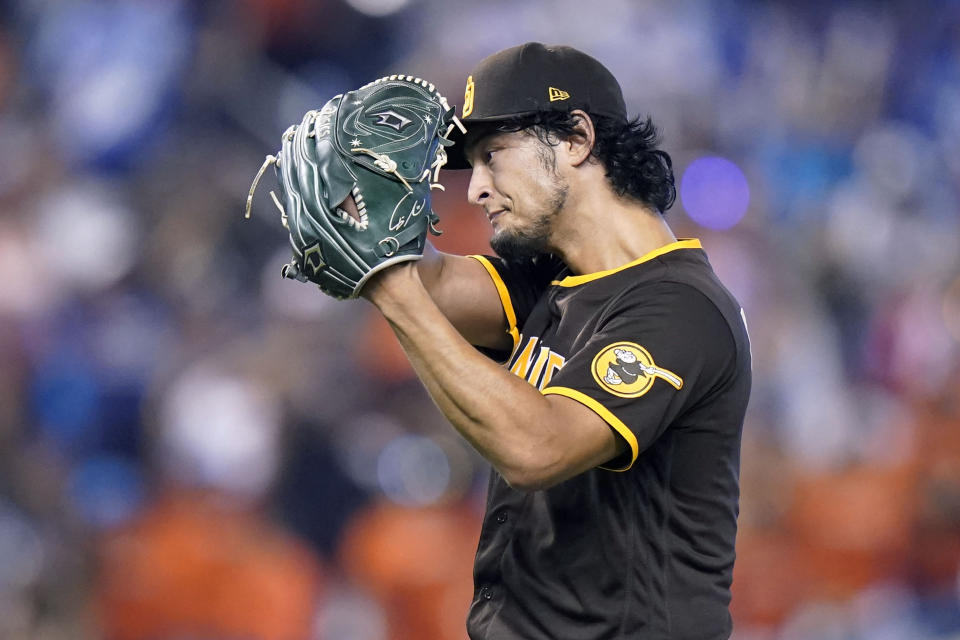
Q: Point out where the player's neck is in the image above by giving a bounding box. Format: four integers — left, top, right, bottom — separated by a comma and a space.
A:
549, 177, 677, 276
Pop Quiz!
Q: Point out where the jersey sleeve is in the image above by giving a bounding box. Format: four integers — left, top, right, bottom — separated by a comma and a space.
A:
467, 253, 565, 356
541, 281, 738, 471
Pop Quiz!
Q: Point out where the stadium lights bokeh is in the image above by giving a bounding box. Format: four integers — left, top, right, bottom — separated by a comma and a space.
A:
680, 156, 750, 230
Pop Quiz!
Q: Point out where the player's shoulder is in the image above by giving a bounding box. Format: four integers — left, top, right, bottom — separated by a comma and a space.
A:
606, 277, 729, 331
604, 249, 747, 348
659, 248, 743, 320
656, 254, 751, 369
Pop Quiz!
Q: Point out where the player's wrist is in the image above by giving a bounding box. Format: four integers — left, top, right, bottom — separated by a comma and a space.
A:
361, 261, 424, 310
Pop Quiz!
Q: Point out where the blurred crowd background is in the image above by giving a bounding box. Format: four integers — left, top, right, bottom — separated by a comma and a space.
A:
0, 0, 959, 638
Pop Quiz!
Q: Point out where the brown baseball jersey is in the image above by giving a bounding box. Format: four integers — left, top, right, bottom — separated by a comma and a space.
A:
465, 239, 752, 640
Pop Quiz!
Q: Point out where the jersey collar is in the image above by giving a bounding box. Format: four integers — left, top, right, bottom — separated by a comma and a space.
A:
551, 238, 703, 287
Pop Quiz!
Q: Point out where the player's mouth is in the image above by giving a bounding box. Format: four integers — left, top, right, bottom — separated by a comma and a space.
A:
487, 209, 506, 224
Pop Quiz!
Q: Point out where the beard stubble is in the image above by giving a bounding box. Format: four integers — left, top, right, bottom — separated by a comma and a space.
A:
490, 141, 569, 262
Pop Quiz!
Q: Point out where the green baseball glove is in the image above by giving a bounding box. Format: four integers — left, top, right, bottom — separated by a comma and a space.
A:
245, 75, 466, 299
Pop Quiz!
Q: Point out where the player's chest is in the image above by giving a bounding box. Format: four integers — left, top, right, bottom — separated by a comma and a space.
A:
504, 295, 602, 389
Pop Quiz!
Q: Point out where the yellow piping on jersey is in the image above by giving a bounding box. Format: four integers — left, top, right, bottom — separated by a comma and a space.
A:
551, 239, 703, 287
541, 386, 639, 471
468, 254, 520, 353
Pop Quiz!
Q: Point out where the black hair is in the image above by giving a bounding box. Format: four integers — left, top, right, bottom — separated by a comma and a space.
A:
491, 111, 677, 213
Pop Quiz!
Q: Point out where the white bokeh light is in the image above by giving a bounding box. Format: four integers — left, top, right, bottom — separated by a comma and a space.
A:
34, 180, 139, 293
343, 0, 411, 18
376, 435, 451, 506
160, 363, 281, 499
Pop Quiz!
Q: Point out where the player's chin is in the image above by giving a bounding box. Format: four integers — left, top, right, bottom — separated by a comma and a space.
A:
488, 227, 512, 251
485, 210, 509, 237
489, 228, 548, 261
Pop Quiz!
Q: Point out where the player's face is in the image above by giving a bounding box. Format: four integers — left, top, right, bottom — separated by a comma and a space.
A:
465, 129, 569, 260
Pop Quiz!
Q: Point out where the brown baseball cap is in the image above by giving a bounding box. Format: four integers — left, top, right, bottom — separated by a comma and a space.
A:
444, 42, 627, 169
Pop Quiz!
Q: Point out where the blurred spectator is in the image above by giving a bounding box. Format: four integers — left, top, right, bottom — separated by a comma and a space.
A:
95, 488, 322, 640
339, 498, 481, 640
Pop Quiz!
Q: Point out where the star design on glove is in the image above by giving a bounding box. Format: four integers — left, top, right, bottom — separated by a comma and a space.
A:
424, 115, 432, 123
350, 138, 361, 147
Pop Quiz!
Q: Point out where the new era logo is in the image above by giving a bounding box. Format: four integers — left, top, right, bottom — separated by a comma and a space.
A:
548, 87, 569, 102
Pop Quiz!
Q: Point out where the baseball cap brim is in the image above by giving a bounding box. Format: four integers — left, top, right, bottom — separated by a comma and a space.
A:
443, 112, 539, 170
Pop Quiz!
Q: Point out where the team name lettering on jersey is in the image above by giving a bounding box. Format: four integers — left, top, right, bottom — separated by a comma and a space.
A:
508, 335, 567, 390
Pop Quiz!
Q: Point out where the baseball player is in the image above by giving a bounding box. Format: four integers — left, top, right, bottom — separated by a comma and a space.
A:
360, 43, 753, 639
254, 42, 752, 640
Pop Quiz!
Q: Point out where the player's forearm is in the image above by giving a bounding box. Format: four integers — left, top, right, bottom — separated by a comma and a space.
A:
411, 243, 513, 351
414, 242, 445, 291
364, 265, 564, 486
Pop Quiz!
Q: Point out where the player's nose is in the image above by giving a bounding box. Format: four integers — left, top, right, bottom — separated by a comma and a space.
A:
467, 165, 493, 206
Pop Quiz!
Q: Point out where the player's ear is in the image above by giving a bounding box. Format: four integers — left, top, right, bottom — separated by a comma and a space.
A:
565, 109, 596, 168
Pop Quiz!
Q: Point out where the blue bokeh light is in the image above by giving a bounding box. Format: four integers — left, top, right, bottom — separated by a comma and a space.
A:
680, 156, 750, 230
67, 455, 145, 529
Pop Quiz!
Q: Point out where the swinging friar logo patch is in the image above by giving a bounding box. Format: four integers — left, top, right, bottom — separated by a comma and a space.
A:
592, 342, 683, 398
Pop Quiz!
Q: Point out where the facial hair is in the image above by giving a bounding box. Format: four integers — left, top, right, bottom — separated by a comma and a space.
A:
490, 142, 569, 262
